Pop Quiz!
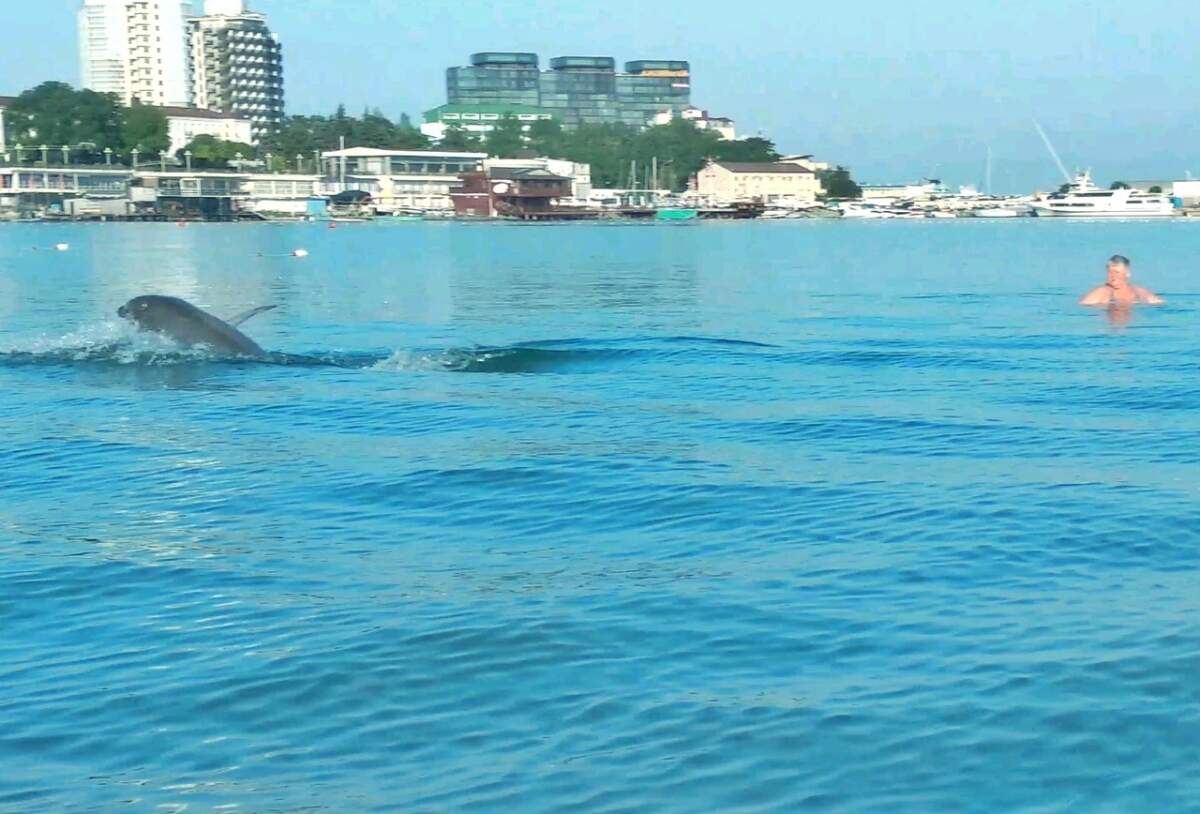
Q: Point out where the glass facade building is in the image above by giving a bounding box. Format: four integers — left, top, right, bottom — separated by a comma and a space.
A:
445, 52, 690, 128
446, 53, 541, 109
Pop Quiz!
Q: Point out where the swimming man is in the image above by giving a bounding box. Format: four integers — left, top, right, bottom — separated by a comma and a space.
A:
1079, 255, 1164, 306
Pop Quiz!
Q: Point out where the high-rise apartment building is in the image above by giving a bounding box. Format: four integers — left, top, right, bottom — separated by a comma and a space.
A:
78, 0, 192, 107
189, 0, 285, 143
446, 53, 691, 128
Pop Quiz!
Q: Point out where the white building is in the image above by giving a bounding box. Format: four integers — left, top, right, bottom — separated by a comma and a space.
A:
651, 106, 736, 140
321, 147, 487, 212
78, 0, 192, 107
189, 0, 285, 143
421, 104, 555, 142
694, 160, 823, 204
160, 106, 254, 154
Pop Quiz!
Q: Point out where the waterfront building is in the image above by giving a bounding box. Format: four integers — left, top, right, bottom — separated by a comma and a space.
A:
650, 106, 736, 139
483, 157, 591, 200
421, 104, 555, 142
160, 106, 254, 154
694, 160, 822, 204
78, 0, 192, 107
0, 96, 13, 154
320, 147, 487, 212
451, 166, 573, 218
445, 52, 691, 128
189, 0, 285, 143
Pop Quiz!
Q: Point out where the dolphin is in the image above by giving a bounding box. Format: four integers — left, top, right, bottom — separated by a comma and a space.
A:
117, 295, 276, 357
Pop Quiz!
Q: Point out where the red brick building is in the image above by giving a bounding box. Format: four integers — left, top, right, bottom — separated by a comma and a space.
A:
451, 166, 572, 218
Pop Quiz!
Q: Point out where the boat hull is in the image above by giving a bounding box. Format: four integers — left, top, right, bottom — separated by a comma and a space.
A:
1030, 207, 1176, 218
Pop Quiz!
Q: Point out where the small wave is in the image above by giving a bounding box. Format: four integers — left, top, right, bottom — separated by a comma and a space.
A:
371, 345, 629, 374
0, 329, 771, 375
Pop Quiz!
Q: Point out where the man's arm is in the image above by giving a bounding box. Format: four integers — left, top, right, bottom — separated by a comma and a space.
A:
1079, 286, 1112, 306
1135, 286, 1164, 304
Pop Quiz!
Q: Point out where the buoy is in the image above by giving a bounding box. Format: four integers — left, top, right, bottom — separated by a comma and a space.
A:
54, 243, 70, 252
292, 249, 309, 258
177, 220, 187, 227
327, 222, 337, 230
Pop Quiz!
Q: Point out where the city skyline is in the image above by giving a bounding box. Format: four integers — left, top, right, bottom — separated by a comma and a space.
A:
5, 0, 1200, 191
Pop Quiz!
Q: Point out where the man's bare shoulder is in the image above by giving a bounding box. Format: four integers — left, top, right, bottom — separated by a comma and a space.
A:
1079, 286, 1112, 306
1134, 286, 1165, 304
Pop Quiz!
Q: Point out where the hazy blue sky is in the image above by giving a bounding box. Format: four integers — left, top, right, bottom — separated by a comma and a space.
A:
7, 0, 1200, 191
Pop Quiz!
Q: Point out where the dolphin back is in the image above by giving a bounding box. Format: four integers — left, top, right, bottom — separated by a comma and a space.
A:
122, 295, 267, 357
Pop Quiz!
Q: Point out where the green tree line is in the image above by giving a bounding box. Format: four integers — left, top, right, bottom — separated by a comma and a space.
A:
3, 82, 171, 161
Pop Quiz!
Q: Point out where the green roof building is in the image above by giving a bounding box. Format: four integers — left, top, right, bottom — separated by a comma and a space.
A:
421, 103, 557, 141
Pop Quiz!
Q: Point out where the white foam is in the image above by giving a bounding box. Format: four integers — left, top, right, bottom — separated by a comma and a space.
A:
0, 320, 227, 365
369, 349, 481, 372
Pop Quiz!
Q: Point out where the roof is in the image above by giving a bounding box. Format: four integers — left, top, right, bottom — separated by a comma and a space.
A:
322, 147, 487, 159
489, 167, 571, 182
155, 105, 249, 121
0, 95, 16, 108
713, 162, 814, 174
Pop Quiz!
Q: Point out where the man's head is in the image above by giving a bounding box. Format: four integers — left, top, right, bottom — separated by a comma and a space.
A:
1106, 255, 1131, 287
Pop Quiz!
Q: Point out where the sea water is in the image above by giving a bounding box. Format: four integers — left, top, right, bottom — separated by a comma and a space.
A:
0, 220, 1197, 812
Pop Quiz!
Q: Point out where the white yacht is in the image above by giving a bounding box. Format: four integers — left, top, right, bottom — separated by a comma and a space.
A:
1031, 172, 1177, 218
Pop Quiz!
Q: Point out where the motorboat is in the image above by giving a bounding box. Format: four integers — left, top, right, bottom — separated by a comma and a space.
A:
1030, 172, 1176, 218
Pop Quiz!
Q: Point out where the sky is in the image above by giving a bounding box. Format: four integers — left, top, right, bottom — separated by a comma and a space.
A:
6, 0, 1200, 192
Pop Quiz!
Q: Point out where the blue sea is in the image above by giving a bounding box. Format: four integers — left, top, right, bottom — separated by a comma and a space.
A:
1, 220, 1197, 813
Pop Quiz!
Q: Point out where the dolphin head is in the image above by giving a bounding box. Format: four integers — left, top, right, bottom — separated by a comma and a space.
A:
117, 294, 190, 333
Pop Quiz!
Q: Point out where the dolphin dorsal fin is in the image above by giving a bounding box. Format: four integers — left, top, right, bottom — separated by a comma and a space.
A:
227, 305, 277, 327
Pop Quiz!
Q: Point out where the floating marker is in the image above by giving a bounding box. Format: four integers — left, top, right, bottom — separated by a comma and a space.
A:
54, 243, 70, 252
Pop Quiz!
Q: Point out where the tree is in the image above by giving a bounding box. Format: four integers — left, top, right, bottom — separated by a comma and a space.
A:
260, 109, 429, 156
526, 118, 564, 156
712, 136, 780, 163
439, 124, 482, 152
7, 81, 124, 156
1149, 185, 1163, 193
122, 102, 170, 155
179, 134, 255, 167
552, 122, 638, 187
817, 166, 862, 199
1110, 181, 1130, 190
484, 115, 527, 158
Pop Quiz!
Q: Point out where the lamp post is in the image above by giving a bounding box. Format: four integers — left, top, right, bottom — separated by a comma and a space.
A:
131, 148, 140, 169
61, 145, 70, 165
185, 150, 193, 172
40, 144, 49, 167
104, 147, 113, 166
295, 153, 303, 173
265, 152, 274, 173
159, 150, 167, 172
234, 151, 244, 170
15, 144, 24, 164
